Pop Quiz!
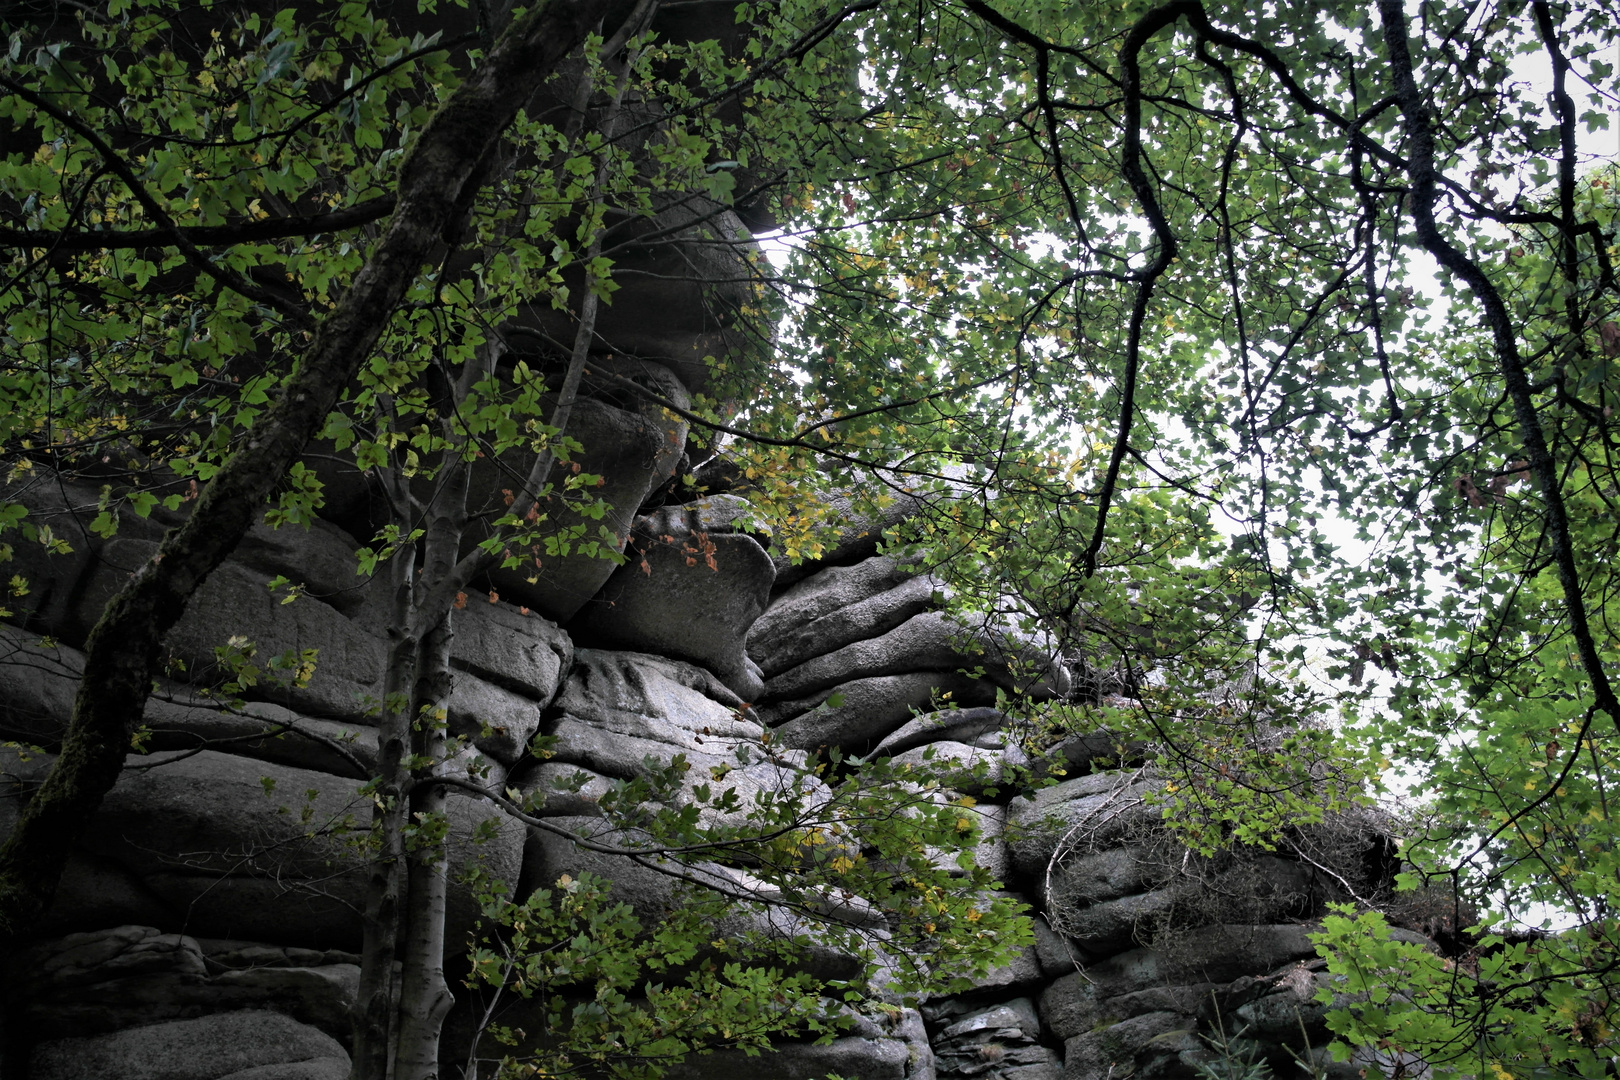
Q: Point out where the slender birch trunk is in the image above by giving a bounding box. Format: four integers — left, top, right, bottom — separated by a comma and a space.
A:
394, 616, 457, 1080
354, 22, 652, 1078
352, 534, 421, 1080
392, 452, 472, 1080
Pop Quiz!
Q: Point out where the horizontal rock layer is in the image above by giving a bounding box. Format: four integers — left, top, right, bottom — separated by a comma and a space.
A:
0, 466, 1414, 1080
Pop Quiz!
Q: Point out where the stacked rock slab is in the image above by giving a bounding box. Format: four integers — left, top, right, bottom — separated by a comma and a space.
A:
740, 506, 1420, 1080
0, 465, 1420, 1078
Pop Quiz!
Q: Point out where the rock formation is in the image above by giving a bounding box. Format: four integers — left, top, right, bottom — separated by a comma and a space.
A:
0, 447, 1419, 1078
0, 12, 1420, 1076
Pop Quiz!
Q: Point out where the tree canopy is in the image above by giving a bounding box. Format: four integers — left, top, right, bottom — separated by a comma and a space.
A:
3, 0, 1620, 1077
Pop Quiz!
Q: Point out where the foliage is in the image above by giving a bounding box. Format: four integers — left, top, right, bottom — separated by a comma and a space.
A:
463, 732, 1036, 1078
0, 3, 1038, 1077
6, 0, 1620, 1076
465, 870, 841, 1080
562, 740, 1033, 996
1196, 1003, 1277, 1080
1, 4, 445, 494
1314, 903, 1620, 1080
711, 0, 1620, 1073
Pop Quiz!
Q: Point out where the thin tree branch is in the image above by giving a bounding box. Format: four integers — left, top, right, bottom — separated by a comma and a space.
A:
0, 196, 397, 252
1378, 0, 1620, 732
0, 76, 319, 332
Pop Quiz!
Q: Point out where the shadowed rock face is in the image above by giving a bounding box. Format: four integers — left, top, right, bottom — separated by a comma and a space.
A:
512, 201, 766, 397
30, 1009, 351, 1080
568, 496, 775, 701
0, 450, 1409, 1080
484, 391, 690, 625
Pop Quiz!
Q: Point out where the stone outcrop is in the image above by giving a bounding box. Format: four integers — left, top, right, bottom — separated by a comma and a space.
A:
926, 998, 1061, 1080
486, 372, 693, 624
0, 451, 1415, 1080
31, 1009, 350, 1080
571, 495, 775, 701
0, 16, 1412, 1064
11, 926, 359, 1043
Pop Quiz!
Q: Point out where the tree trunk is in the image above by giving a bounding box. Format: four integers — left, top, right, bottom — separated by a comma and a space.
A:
394, 616, 457, 1080
352, 544, 420, 1080
391, 453, 472, 1080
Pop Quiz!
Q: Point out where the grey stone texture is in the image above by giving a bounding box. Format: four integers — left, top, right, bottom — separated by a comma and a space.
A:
635, 494, 773, 548
520, 816, 865, 982
511, 760, 618, 817
930, 998, 1062, 1080
1206, 961, 1339, 1050
216, 511, 372, 617
0, 622, 83, 743
890, 739, 1029, 799
961, 802, 1010, 883
0, 464, 1420, 1080
7, 925, 361, 1041
571, 523, 774, 701
1045, 845, 1164, 907
1069, 924, 1326, 1000
72, 538, 387, 723
30, 1009, 349, 1080
0, 628, 379, 778
0, 471, 123, 635
1030, 913, 1086, 977
58, 750, 520, 949
1062, 1011, 1193, 1080
874, 706, 1010, 758
1007, 771, 1160, 880
1042, 729, 1142, 777
447, 671, 544, 765
765, 611, 1068, 704
750, 573, 938, 678
217, 1062, 352, 1080
541, 648, 768, 782
3, 468, 369, 634
486, 365, 691, 624
514, 204, 760, 396
975, 936, 1045, 994
752, 556, 917, 647
769, 673, 1003, 752
441, 940, 907, 1080
143, 696, 379, 778
450, 600, 572, 705
556, 648, 755, 730
664, 1034, 914, 1080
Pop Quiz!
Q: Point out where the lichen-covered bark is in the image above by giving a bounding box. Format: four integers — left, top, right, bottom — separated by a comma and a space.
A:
0, 0, 614, 948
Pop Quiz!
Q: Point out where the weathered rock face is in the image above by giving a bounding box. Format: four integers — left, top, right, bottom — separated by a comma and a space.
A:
10, 926, 359, 1044
488, 381, 692, 625
48, 749, 521, 950
31, 1009, 351, 1080
0, 452, 1414, 1080
570, 495, 775, 701
927, 998, 1061, 1080
515, 202, 763, 398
